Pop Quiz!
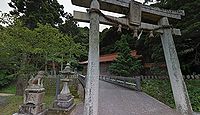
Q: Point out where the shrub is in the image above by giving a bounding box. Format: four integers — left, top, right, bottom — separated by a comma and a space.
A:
142, 80, 200, 112
109, 35, 143, 77
0, 70, 15, 88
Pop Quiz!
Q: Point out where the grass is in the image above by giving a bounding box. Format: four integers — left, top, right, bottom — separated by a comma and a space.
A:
0, 95, 81, 115
0, 82, 81, 115
0, 95, 23, 115
0, 95, 56, 115
142, 79, 200, 112
0, 84, 16, 94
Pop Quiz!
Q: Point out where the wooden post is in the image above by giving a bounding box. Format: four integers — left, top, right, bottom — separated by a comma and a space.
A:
84, 0, 100, 115
159, 17, 193, 115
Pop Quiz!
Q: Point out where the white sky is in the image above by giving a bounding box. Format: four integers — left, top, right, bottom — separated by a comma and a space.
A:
0, 0, 144, 31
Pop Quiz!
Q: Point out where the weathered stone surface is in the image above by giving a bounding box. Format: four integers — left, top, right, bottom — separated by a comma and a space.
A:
129, 0, 141, 26
24, 91, 45, 105
71, 0, 184, 20
18, 103, 46, 115
48, 104, 76, 115
73, 11, 182, 35
84, 0, 100, 115
50, 64, 76, 114
53, 94, 75, 109
159, 17, 193, 115
16, 88, 47, 115
15, 72, 47, 115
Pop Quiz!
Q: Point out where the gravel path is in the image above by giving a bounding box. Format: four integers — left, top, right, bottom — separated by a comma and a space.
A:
0, 96, 7, 106
73, 80, 181, 115
0, 93, 14, 107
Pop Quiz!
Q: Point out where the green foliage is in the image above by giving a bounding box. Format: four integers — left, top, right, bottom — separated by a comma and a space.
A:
149, 66, 167, 75
186, 80, 200, 111
0, 70, 15, 87
9, 0, 65, 28
0, 95, 23, 115
100, 27, 121, 54
100, 27, 136, 55
142, 80, 175, 108
0, 95, 55, 114
151, 0, 200, 74
43, 77, 57, 95
59, 13, 79, 37
142, 80, 200, 112
109, 35, 143, 77
0, 19, 85, 76
0, 83, 16, 94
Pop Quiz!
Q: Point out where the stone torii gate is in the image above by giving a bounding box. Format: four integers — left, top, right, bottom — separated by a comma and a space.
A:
71, 0, 193, 115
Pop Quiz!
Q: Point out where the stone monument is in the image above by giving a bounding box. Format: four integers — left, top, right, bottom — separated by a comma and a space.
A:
14, 71, 47, 115
48, 63, 75, 115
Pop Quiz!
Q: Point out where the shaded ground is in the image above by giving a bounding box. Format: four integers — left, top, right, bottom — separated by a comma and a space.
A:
0, 93, 14, 107
73, 80, 181, 115
0, 96, 7, 106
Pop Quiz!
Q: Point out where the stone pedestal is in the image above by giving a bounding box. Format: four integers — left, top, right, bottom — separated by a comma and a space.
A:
53, 94, 75, 109
15, 87, 47, 115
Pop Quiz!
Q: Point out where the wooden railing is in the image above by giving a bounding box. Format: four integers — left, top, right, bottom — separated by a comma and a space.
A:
99, 75, 141, 91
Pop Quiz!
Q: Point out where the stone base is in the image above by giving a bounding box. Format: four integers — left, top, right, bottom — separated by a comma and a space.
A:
18, 103, 46, 115
48, 103, 76, 115
14, 109, 47, 115
53, 94, 74, 109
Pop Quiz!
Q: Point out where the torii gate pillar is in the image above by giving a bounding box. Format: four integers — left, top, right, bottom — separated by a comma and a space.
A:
72, 0, 193, 114
159, 17, 193, 115
84, 0, 100, 115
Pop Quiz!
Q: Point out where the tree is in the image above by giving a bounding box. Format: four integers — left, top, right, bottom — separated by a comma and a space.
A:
0, 19, 85, 73
59, 13, 79, 36
8, 0, 65, 28
109, 35, 143, 77
100, 27, 136, 55
58, 14, 89, 62
0, 19, 87, 94
0, 11, 14, 26
149, 0, 200, 74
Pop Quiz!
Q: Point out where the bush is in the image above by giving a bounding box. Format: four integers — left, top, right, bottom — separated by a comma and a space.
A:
142, 80, 200, 112
0, 70, 15, 88
109, 35, 143, 76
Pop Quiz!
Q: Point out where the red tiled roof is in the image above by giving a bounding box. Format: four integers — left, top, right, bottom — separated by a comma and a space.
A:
79, 50, 142, 64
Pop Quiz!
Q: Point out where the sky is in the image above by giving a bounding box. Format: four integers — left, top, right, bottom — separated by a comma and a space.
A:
0, 0, 144, 31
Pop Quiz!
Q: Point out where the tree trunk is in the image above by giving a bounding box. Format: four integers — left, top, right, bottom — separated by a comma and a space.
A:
45, 54, 48, 73
52, 61, 56, 77
15, 74, 28, 96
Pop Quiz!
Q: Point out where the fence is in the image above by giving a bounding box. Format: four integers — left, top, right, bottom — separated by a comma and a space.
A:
139, 74, 200, 80
78, 74, 86, 87
99, 75, 141, 91
76, 74, 200, 96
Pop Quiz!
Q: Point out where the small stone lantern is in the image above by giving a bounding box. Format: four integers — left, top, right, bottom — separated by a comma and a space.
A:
51, 63, 75, 114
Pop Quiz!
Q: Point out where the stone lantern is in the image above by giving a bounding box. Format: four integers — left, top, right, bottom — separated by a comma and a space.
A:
50, 63, 75, 114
